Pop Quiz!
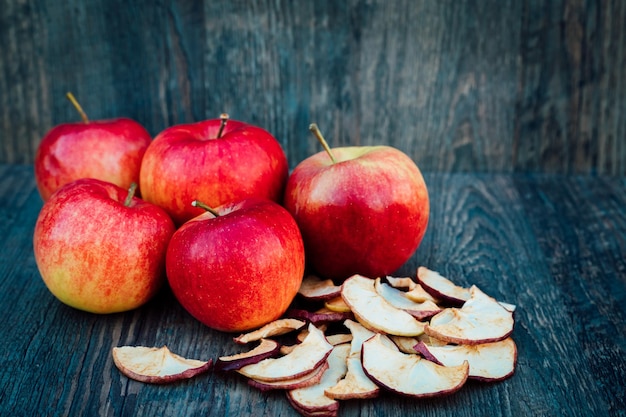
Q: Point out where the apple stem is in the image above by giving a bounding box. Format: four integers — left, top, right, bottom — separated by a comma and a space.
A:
66, 92, 89, 123
309, 123, 337, 164
124, 183, 138, 207
216, 113, 229, 138
192, 200, 220, 217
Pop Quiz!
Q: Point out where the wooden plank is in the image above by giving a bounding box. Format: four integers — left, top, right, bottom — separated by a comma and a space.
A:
3, 167, 624, 415
2, 1, 626, 174
513, 174, 626, 415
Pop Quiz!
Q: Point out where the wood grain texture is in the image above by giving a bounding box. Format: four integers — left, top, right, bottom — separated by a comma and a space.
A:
1, 164, 625, 416
1, 0, 625, 174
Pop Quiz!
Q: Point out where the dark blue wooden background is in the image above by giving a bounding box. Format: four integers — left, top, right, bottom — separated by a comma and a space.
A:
1, 0, 625, 175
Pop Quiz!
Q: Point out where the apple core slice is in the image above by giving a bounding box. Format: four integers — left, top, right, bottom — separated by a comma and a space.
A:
361, 334, 469, 398
341, 275, 425, 336
237, 323, 333, 382
112, 345, 211, 384
425, 286, 514, 345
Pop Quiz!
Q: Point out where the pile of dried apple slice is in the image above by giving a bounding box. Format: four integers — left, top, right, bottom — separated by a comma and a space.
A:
112, 267, 518, 417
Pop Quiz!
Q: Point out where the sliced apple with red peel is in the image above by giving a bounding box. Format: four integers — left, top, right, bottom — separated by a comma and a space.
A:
248, 360, 330, 392
214, 339, 281, 372
322, 319, 382, 400
237, 323, 333, 382
298, 274, 342, 301
287, 344, 350, 417
405, 283, 440, 304
324, 296, 351, 313
417, 266, 516, 311
233, 318, 306, 344
341, 275, 425, 336
414, 337, 517, 382
417, 266, 470, 305
389, 336, 422, 354
361, 334, 469, 398
425, 286, 514, 345
385, 276, 417, 290
285, 307, 353, 324
374, 278, 442, 320
324, 353, 380, 400
112, 346, 211, 384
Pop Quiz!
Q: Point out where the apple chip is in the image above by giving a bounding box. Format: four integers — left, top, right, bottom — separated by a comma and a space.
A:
404, 283, 440, 304
233, 318, 306, 344
341, 275, 425, 336
112, 345, 211, 384
417, 266, 471, 305
248, 361, 330, 392
374, 278, 442, 320
237, 324, 333, 382
417, 266, 516, 311
425, 286, 514, 344
361, 334, 469, 398
286, 306, 353, 324
324, 296, 352, 313
298, 274, 342, 301
287, 344, 350, 417
414, 337, 517, 382
385, 276, 417, 290
215, 339, 281, 372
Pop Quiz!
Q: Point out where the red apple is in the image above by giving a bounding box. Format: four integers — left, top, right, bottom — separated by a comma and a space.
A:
165, 198, 305, 332
283, 124, 429, 281
139, 114, 289, 225
34, 93, 152, 201
33, 178, 176, 313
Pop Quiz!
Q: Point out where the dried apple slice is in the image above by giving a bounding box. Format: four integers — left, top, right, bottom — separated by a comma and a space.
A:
248, 360, 330, 392
287, 344, 350, 416
417, 266, 516, 311
404, 283, 440, 304
414, 337, 517, 382
324, 296, 352, 313
112, 345, 211, 384
237, 323, 333, 382
233, 318, 306, 344
285, 307, 353, 324
425, 285, 514, 345
385, 276, 417, 290
374, 278, 442, 320
324, 319, 380, 400
341, 275, 425, 336
417, 266, 470, 305
214, 339, 281, 372
324, 353, 380, 400
361, 334, 469, 398
298, 274, 342, 301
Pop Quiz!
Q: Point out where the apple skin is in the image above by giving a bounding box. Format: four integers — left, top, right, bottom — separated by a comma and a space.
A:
283, 146, 429, 281
165, 198, 305, 332
34, 118, 152, 201
33, 178, 176, 314
139, 118, 289, 225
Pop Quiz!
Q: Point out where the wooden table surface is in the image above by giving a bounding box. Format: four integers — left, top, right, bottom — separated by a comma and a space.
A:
1, 163, 624, 417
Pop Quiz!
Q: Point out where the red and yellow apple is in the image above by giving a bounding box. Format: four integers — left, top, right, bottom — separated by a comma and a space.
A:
283, 124, 429, 281
165, 198, 305, 332
34, 93, 152, 201
33, 178, 176, 313
139, 114, 289, 225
